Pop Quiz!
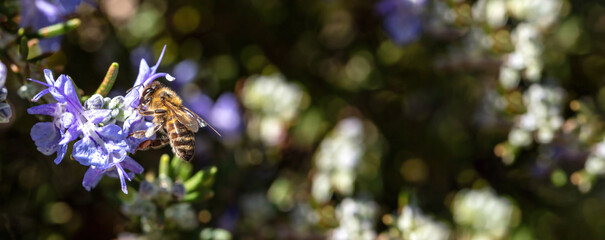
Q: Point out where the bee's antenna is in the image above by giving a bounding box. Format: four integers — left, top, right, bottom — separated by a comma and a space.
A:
126, 84, 143, 94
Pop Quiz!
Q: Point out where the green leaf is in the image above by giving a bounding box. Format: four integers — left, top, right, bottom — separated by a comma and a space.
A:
176, 162, 193, 181
95, 62, 119, 96
19, 36, 29, 61
184, 170, 205, 192
170, 155, 183, 177
184, 189, 214, 202
159, 154, 170, 178
36, 18, 81, 38
184, 167, 217, 192
183, 191, 200, 202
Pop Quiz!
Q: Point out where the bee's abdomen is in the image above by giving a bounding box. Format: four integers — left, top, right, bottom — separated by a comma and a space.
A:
165, 119, 195, 161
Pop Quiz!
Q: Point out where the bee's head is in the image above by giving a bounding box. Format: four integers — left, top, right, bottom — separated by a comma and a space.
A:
140, 81, 162, 107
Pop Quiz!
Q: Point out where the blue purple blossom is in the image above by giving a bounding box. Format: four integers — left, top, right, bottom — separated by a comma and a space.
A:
27, 69, 89, 164
209, 93, 242, 138
0, 61, 11, 123
27, 46, 172, 194
20, 0, 83, 52
172, 59, 199, 87
375, 0, 426, 45
184, 90, 243, 139
124, 45, 172, 109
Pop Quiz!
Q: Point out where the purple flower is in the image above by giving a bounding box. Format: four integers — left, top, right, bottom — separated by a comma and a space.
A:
376, 0, 426, 45
172, 60, 199, 87
28, 69, 137, 193
20, 0, 83, 52
72, 124, 126, 166
82, 156, 143, 193
27, 46, 173, 194
122, 46, 172, 150
184, 90, 243, 139
0, 61, 6, 88
27, 69, 90, 163
123, 113, 155, 153
184, 90, 213, 118
0, 62, 11, 123
124, 45, 172, 109
209, 93, 242, 138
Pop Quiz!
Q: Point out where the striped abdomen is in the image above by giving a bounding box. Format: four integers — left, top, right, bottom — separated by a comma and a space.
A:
165, 118, 196, 161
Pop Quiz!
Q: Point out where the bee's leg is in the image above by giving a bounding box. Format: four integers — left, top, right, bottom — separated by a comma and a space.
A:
128, 124, 162, 138
139, 109, 168, 116
136, 134, 170, 152
145, 124, 162, 138
128, 130, 147, 139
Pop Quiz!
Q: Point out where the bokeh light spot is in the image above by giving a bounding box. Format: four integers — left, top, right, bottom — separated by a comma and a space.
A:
173, 6, 200, 34
550, 169, 567, 187
46, 202, 73, 224
400, 158, 428, 183
198, 210, 212, 224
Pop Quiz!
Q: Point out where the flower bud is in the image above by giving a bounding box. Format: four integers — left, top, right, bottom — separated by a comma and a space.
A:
109, 96, 125, 109
84, 94, 104, 110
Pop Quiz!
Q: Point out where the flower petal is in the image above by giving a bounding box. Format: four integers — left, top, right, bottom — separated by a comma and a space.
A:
27, 103, 60, 116
43, 69, 55, 85
121, 156, 144, 174
124, 89, 141, 109
49, 87, 65, 103
97, 124, 124, 142
35, 1, 61, 22
72, 136, 108, 166
84, 109, 112, 124
150, 45, 166, 74
58, 75, 80, 105
0, 62, 6, 88
60, 112, 75, 129
116, 164, 128, 194
56, 0, 83, 13
31, 122, 61, 155
104, 167, 119, 178
134, 59, 150, 87
122, 114, 142, 134
82, 166, 104, 191
51, 75, 70, 102
59, 123, 81, 145
54, 143, 68, 164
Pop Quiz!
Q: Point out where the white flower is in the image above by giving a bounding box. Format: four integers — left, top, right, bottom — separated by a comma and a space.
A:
330, 198, 377, 240
312, 117, 365, 203
397, 206, 450, 240
452, 189, 515, 239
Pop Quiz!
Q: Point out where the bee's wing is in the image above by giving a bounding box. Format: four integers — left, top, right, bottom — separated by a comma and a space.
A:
180, 105, 221, 136
165, 102, 221, 136
164, 102, 199, 132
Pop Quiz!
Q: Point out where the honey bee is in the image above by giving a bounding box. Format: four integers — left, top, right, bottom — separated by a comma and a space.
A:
129, 81, 220, 161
